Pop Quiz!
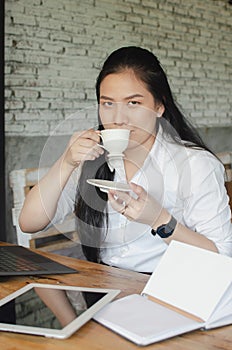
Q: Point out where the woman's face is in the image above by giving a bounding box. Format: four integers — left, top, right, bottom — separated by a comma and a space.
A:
99, 69, 164, 151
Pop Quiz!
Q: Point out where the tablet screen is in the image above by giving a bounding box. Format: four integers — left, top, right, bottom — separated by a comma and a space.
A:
0, 283, 120, 338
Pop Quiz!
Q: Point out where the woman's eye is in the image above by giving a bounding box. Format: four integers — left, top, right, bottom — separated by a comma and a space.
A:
128, 101, 140, 106
102, 101, 114, 107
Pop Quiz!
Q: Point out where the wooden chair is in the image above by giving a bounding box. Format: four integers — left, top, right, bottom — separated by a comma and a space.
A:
216, 152, 232, 213
9, 167, 79, 252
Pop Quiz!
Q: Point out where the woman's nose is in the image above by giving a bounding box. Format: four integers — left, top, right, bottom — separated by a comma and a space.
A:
114, 103, 128, 125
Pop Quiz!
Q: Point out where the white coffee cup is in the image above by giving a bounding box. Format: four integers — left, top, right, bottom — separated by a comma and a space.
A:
100, 129, 130, 156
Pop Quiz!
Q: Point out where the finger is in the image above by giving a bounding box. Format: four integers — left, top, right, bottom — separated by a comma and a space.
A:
90, 145, 105, 158
109, 190, 133, 207
81, 132, 104, 156
78, 137, 102, 151
71, 129, 101, 147
69, 132, 103, 159
81, 147, 104, 161
81, 129, 101, 142
77, 143, 104, 157
108, 192, 127, 213
68, 144, 102, 164
129, 182, 147, 201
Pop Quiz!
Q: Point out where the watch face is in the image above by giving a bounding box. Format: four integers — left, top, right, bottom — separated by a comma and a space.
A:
151, 216, 177, 239
157, 225, 174, 238
156, 216, 177, 238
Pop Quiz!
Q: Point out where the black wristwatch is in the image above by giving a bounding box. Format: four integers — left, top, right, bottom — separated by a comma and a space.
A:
151, 215, 177, 238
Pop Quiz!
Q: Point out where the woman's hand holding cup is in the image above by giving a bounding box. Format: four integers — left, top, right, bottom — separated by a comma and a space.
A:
63, 129, 104, 169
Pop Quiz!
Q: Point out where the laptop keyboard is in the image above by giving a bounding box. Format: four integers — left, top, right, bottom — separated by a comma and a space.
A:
0, 250, 41, 272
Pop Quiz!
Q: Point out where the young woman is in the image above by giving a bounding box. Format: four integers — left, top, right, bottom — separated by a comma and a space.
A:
19, 46, 232, 273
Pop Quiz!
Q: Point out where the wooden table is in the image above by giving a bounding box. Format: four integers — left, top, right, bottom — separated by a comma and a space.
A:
0, 246, 231, 350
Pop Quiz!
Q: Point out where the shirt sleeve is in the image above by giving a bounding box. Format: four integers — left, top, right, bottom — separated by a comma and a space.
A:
183, 151, 232, 257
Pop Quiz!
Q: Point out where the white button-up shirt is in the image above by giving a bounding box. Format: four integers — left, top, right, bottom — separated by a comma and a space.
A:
51, 128, 232, 272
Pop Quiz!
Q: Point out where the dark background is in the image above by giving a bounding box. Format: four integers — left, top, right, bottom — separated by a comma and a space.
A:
0, 0, 6, 241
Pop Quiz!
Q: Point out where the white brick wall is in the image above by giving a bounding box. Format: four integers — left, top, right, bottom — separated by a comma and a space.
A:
5, 0, 232, 136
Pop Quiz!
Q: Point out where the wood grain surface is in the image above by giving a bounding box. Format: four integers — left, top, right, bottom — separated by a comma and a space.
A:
0, 243, 231, 350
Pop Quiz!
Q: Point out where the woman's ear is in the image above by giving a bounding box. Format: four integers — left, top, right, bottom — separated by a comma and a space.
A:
157, 104, 165, 118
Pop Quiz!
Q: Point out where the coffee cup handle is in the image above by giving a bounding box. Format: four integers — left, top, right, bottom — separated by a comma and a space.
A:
98, 144, 106, 149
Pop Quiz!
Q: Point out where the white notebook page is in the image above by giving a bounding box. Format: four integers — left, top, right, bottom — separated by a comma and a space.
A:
142, 241, 232, 321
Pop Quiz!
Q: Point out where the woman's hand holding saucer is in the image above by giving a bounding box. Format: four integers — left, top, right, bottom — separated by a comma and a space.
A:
108, 182, 163, 227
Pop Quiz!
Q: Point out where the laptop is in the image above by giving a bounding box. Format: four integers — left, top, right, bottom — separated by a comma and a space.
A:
0, 245, 78, 276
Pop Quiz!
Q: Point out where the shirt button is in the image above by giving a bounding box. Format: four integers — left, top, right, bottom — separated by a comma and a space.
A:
121, 246, 129, 255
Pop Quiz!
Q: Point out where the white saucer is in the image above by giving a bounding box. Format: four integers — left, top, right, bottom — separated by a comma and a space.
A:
87, 179, 131, 193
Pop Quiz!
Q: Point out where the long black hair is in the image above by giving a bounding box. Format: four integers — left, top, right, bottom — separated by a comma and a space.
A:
75, 46, 212, 262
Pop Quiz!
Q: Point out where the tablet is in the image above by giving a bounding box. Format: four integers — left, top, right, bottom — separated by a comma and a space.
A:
0, 283, 120, 339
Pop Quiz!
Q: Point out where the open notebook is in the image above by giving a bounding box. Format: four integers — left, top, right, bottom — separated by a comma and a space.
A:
94, 241, 232, 346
